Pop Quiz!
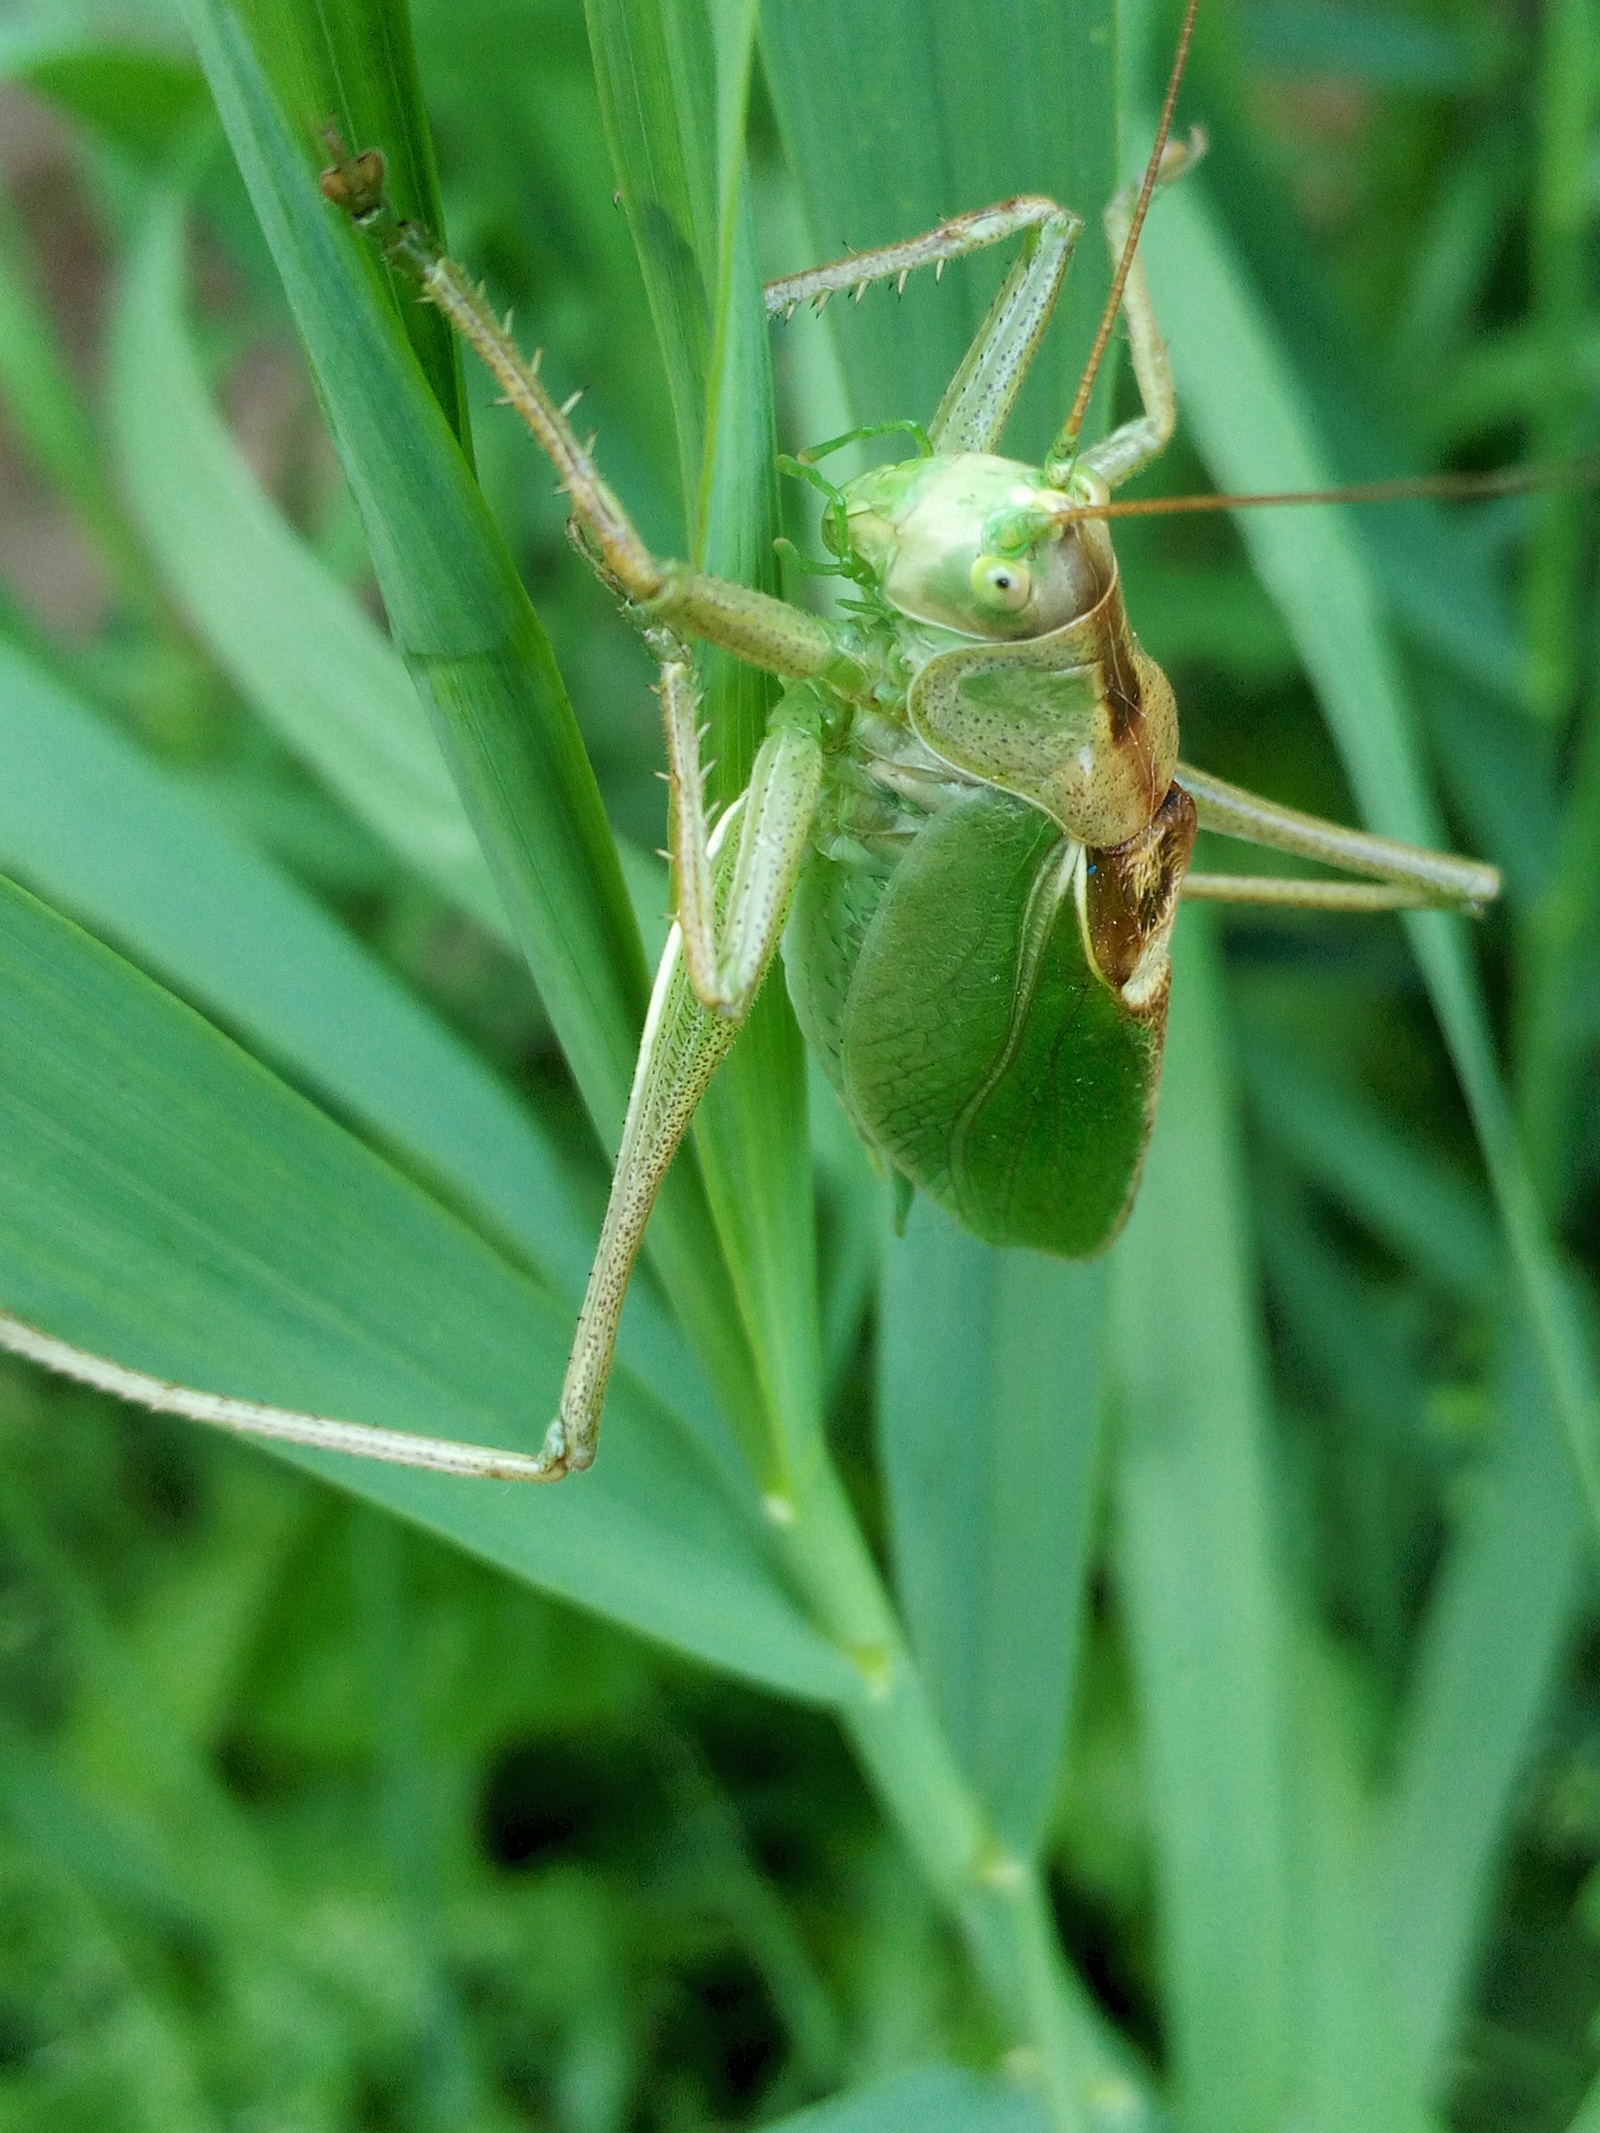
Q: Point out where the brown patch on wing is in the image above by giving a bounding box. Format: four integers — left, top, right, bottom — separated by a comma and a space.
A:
1083, 780, 1197, 1011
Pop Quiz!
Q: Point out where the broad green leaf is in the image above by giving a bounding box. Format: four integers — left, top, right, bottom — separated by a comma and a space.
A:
0, 639, 724, 1464
1383, 1321, 1588, 2082
111, 187, 509, 941
766, 2065, 1047, 2133
878, 1205, 1106, 1858
179, 0, 778, 1472
762, 0, 1119, 463
0, 871, 854, 1702
1137, 167, 1600, 1551
1111, 910, 1292, 2133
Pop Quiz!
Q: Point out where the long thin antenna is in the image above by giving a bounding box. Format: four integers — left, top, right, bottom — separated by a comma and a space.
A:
1053, 457, 1600, 521
1058, 0, 1200, 463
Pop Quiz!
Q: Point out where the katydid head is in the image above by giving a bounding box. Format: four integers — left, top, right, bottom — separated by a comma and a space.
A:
828, 453, 1106, 641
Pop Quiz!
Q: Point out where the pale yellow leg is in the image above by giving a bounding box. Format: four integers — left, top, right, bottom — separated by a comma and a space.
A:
1176, 762, 1501, 914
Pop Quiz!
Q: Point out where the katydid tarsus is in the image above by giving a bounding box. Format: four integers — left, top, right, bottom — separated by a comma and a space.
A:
2, 1, 1514, 1482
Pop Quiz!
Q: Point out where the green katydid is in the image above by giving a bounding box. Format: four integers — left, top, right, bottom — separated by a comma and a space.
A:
0, 6, 1509, 1481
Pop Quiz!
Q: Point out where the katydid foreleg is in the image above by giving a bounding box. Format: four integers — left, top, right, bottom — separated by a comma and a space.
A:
925, 206, 1082, 454
761, 198, 1084, 459
762, 197, 1078, 321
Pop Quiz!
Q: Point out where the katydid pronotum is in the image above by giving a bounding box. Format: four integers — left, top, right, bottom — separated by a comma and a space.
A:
0, 7, 1511, 1484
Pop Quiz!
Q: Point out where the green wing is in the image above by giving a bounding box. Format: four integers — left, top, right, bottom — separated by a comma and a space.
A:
784, 846, 889, 1106
833, 790, 1166, 1258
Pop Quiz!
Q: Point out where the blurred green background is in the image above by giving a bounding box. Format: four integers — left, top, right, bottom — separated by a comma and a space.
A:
0, 0, 1596, 2127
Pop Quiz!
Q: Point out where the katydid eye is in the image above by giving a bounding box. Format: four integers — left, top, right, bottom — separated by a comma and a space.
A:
970, 556, 1032, 612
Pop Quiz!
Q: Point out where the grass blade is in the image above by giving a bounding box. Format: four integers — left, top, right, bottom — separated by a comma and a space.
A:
1292, 1646, 1436, 2133
764, 0, 1123, 1869
231, 0, 468, 439
878, 1204, 1106, 1858
1111, 910, 1291, 2133
1183, 18, 1526, 707
1383, 1319, 1589, 2080
1242, 1035, 1500, 1303
761, 0, 1118, 461
0, 180, 134, 570
179, 0, 637, 1118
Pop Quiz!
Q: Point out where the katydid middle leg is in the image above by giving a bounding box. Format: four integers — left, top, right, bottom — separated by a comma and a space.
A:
548, 672, 825, 1474
653, 632, 824, 1016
